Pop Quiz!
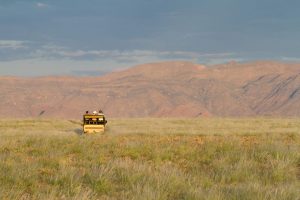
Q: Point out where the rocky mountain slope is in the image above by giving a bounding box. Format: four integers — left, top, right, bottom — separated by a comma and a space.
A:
1, 61, 300, 118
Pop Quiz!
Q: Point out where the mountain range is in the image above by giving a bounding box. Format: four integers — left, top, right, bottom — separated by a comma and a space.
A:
1, 61, 300, 118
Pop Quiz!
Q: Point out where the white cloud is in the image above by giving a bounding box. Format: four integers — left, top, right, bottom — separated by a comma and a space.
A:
46, 49, 237, 65
0, 40, 26, 49
36, 2, 48, 8
280, 57, 300, 62
53, 49, 234, 60
0, 58, 129, 76
0, 41, 240, 76
27, 45, 239, 68
20, 42, 235, 63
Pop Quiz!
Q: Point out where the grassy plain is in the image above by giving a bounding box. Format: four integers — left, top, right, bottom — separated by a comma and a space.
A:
0, 118, 299, 199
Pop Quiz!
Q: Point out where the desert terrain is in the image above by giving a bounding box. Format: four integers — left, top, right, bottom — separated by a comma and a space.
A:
1, 61, 300, 118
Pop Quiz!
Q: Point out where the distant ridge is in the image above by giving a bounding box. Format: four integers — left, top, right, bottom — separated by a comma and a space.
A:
1, 60, 300, 118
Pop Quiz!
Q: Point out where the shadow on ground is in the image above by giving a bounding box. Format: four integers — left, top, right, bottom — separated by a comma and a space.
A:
74, 128, 83, 135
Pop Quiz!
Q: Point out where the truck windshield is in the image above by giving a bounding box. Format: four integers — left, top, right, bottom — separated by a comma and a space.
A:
84, 118, 105, 125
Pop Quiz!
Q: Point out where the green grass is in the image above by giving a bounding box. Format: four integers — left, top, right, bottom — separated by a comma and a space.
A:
0, 118, 299, 199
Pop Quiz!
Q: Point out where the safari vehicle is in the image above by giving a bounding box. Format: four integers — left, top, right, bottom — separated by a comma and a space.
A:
83, 111, 107, 134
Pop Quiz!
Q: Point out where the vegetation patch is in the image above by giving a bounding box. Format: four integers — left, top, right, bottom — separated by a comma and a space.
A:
0, 118, 299, 199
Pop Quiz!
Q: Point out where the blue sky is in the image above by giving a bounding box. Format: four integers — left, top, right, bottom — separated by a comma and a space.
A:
0, 0, 300, 76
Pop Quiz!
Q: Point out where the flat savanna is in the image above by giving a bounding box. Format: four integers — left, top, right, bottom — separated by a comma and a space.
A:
0, 118, 299, 200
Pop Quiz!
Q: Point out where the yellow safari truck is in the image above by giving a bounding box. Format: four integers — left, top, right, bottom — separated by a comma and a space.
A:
83, 111, 107, 134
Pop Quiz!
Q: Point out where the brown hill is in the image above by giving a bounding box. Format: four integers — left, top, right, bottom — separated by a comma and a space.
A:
1, 61, 300, 119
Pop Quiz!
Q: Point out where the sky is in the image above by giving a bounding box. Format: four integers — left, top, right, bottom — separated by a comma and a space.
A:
0, 0, 300, 76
